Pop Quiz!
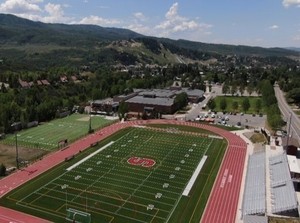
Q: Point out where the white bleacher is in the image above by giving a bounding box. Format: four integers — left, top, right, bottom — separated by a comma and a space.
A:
269, 153, 298, 214
242, 152, 266, 216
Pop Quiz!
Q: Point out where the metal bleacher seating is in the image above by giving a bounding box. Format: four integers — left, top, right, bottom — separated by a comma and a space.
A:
269, 154, 298, 214
242, 152, 266, 216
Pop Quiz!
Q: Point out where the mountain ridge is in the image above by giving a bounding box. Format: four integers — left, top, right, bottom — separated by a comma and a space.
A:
0, 13, 299, 68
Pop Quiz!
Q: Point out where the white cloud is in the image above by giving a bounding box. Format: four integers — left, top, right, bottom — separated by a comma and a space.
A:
133, 12, 146, 21
41, 3, 72, 23
126, 23, 152, 35
269, 25, 279, 29
0, 0, 42, 14
79, 15, 121, 26
154, 2, 212, 38
282, 0, 300, 7
166, 2, 179, 20
293, 34, 300, 41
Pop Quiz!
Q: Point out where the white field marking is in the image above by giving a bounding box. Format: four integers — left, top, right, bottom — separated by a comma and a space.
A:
133, 125, 146, 128
17, 202, 64, 220
115, 167, 155, 214
44, 184, 174, 208
17, 131, 134, 209
70, 167, 186, 192
47, 181, 175, 207
208, 135, 223, 139
66, 141, 114, 171
182, 155, 207, 196
34, 187, 167, 222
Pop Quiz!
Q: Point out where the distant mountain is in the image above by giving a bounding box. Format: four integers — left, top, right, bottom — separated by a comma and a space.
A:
159, 38, 300, 57
0, 13, 299, 69
286, 47, 300, 52
0, 13, 143, 45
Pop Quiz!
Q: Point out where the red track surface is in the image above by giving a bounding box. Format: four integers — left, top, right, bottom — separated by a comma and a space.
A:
0, 120, 246, 223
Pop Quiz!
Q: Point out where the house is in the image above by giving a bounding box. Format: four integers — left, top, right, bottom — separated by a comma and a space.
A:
18, 79, 30, 88
60, 76, 68, 83
41, 79, 50, 86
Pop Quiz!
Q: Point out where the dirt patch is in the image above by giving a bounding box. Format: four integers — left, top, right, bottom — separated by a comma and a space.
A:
269, 217, 300, 223
0, 143, 47, 168
77, 116, 90, 121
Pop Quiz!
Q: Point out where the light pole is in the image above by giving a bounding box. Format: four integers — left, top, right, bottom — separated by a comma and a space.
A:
11, 122, 19, 169
88, 100, 93, 133
286, 112, 292, 151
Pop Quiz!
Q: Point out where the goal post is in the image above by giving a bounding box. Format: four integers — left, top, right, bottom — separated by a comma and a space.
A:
66, 208, 91, 223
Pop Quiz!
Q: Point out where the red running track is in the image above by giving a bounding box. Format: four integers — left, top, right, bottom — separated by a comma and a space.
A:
0, 120, 246, 223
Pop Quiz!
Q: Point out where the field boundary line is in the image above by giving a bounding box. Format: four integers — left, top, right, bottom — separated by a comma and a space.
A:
182, 155, 208, 196
66, 141, 114, 171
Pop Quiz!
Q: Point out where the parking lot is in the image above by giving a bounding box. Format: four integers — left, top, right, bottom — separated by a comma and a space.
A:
196, 112, 266, 128
185, 106, 266, 129
181, 84, 266, 129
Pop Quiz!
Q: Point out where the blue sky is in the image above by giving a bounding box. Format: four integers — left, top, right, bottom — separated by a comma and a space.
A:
0, 0, 300, 48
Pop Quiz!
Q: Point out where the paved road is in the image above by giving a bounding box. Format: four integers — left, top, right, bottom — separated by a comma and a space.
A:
274, 85, 300, 144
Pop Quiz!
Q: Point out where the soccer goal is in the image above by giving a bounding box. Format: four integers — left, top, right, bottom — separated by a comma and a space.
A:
66, 208, 91, 223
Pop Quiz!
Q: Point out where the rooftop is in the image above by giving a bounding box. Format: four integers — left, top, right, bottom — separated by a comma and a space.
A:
126, 95, 174, 106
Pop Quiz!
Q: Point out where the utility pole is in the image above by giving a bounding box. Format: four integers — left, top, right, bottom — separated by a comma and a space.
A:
286, 112, 292, 151
88, 100, 93, 133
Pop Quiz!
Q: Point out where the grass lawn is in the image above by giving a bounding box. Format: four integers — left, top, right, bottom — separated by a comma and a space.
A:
212, 96, 264, 114
0, 125, 227, 223
1, 114, 115, 151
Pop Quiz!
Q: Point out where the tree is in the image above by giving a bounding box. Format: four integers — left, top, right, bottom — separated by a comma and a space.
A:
255, 99, 262, 113
207, 99, 216, 111
287, 88, 300, 104
0, 163, 6, 176
222, 83, 230, 95
118, 101, 128, 120
247, 84, 254, 96
231, 84, 237, 96
174, 92, 188, 110
239, 85, 245, 96
242, 97, 250, 113
232, 101, 239, 112
220, 97, 227, 111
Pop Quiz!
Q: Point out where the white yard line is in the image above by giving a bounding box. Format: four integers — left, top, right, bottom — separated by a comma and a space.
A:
66, 141, 114, 171
182, 155, 207, 196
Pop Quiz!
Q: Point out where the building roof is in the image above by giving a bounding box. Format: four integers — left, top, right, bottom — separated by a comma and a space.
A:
138, 89, 176, 98
287, 155, 300, 174
41, 79, 50, 85
126, 95, 174, 106
181, 88, 205, 97
93, 98, 117, 105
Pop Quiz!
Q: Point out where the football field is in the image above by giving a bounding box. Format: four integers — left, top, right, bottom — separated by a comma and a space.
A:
2, 126, 226, 223
1, 114, 114, 151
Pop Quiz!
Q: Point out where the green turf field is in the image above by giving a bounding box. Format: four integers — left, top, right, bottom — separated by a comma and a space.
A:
1, 114, 115, 151
213, 96, 264, 114
1, 125, 227, 223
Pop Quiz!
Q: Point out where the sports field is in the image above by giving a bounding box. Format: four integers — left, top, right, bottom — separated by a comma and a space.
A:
1, 114, 114, 151
1, 125, 226, 223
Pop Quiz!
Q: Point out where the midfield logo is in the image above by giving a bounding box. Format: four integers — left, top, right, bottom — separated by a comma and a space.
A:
127, 157, 156, 168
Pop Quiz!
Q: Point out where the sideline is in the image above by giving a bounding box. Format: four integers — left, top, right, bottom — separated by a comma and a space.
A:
66, 141, 114, 171
182, 155, 207, 196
